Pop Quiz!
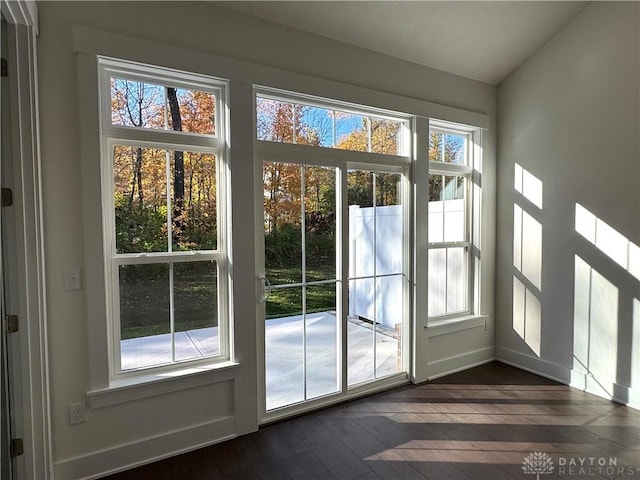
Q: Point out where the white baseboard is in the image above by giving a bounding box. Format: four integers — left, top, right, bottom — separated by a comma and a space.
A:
496, 346, 640, 410
427, 346, 495, 380
53, 416, 237, 480
495, 346, 571, 384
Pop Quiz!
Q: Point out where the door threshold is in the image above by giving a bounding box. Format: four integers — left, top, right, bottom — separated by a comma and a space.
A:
260, 373, 409, 425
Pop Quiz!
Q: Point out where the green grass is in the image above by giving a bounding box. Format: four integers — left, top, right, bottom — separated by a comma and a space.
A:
265, 264, 337, 319
119, 264, 337, 339
119, 263, 217, 340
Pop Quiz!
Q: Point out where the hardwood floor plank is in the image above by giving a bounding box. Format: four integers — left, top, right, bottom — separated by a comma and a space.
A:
281, 450, 338, 480
410, 460, 473, 480
319, 416, 427, 479
293, 416, 372, 480
354, 414, 416, 448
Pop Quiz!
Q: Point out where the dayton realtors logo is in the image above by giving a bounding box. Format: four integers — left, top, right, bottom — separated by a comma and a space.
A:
522, 451, 555, 479
522, 452, 640, 478
557, 456, 640, 477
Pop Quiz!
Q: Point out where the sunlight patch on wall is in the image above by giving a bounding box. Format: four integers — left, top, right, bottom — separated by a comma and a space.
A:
513, 206, 542, 291
633, 298, 640, 388
573, 255, 619, 385
512, 164, 543, 357
513, 277, 541, 356
473, 182, 482, 250
575, 203, 640, 282
514, 163, 543, 209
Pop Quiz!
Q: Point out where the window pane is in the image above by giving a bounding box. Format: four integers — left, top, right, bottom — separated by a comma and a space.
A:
429, 175, 465, 243
111, 78, 165, 129
256, 97, 294, 142
167, 88, 216, 135
371, 119, 402, 155
299, 106, 333, 147
429, 131, 467, 165
264, 162, 303, 285
114, 146, 168, 254
447, 247, 467, 313
443, 176, 466, 242
335, 112, 368, 152
375, 275, 403, 378
172, 151, 217, 251
305, 283, 338, 400
111, 78, 216, 135
119, 264, 170, 371
348, 170, 375, 278
265, 287, 303, 410
428, 174, 444, 243
174, 261, 219, 362
305, 166, 336, 282
375, 173, 403, 275
428, 248, 446, 316
348, 278, 375, 386
428, 247, 468, 317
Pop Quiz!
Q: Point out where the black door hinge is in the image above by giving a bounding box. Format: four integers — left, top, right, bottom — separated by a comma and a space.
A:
10, 438, 23, 458
5, 315, 18, 334
2, 187, 13, 207
1, 58, 7, 78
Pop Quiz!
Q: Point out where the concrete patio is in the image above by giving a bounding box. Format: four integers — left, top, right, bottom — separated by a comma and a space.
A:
121, 312, 400, 410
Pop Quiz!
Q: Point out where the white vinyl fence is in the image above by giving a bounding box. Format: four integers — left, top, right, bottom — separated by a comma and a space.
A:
348, 199, 467, 325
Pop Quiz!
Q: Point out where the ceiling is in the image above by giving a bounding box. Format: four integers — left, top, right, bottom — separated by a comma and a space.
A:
216, 1, 587, 85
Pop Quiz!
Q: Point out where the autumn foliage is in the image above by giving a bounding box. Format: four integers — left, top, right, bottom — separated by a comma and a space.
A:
111, 78, 218, 253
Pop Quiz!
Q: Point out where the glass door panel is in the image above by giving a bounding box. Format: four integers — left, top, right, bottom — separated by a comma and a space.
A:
263, 162, 339, 411
347, 170, 404, 386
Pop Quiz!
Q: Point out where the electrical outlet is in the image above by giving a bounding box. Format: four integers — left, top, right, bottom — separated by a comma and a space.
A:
69, 402, 86, 425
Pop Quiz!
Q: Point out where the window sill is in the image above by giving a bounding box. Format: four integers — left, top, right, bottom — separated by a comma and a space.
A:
425, 314, 489, 337
87, 361, 240, 409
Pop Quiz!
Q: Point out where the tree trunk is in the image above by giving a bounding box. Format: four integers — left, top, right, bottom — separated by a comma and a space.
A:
167, 87, 185, 246
135, 147, 143, 207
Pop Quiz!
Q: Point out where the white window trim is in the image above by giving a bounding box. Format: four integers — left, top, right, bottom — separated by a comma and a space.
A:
86, 57, 238, 390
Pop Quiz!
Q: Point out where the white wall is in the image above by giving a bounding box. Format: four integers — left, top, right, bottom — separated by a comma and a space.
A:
496, 2, 640, 408
36, 2, 497, 477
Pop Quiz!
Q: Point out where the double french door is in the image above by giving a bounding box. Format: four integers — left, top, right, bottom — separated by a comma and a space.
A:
261, 160, 408, 415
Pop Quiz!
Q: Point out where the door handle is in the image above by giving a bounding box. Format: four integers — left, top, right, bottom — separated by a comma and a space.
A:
259, 276, 272, 304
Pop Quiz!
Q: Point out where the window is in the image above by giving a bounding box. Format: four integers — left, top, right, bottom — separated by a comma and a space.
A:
99, 59, 229, 376
256, 93, 404, 155
428, 123, 474, 317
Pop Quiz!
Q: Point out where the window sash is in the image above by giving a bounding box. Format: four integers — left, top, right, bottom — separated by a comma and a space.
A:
106, 140, 224, 257
110, 257, 228, 375
101, 58, 226, 141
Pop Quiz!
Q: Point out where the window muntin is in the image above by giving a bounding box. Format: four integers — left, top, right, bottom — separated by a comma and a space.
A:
256, 94, 405, 155
100, 59, 228, 376
428, 124, 473, 318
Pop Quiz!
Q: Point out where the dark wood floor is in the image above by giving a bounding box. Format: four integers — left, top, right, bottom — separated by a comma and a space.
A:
105, 362, 640, 480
